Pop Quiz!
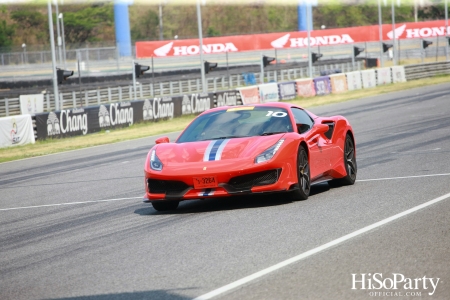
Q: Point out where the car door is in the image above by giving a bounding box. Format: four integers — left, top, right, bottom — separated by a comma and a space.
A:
291, 107, 331, 179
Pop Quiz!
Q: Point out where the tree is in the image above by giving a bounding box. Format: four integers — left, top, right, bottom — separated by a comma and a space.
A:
131, 8, 159, 41
0, 6, 15, 50
62, 4, 113, 44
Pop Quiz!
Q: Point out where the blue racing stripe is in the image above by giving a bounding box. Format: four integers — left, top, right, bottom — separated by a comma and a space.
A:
208, 140, 224, 161
203, 188, 212, 196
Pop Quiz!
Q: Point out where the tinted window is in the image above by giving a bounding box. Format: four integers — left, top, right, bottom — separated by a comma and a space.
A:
291, 107, 314, 134
177, 106, 293, 143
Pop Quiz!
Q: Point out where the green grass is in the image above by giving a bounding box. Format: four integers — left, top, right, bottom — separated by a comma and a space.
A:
1, 75, 449, 164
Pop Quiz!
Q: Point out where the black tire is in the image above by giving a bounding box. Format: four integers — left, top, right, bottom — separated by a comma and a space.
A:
329, 134, 357, 187
151, 201, 179, 211
290, 145, 310, 200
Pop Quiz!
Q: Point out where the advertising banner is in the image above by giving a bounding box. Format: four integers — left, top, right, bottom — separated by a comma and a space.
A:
377, 67, 392, 85
278, 82, 297, 100
329, 74, 348, 94
346, 71, 363, 91
258, 83, 280, 103
141, 97, 180, 121
136, 20, 449, 58
361, 69, 377, 89
0, 115, 35, 148
391, 66, 407, 83
181, 93, 215, 115
20, 94, 44, 115
238, 86, 260, 105
295, 79, 316, 97
313, 76, 332, 96
215, 90, 240, 107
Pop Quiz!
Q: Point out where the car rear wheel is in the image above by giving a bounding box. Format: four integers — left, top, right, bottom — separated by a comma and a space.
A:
152, 201, 179, 211
329, 134, 357, 186
290, 146, 310, 200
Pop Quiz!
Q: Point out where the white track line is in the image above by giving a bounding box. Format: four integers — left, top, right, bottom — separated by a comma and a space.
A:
0, 197, 142, 211
357, 173, 450, 182
193, 191, 450, 300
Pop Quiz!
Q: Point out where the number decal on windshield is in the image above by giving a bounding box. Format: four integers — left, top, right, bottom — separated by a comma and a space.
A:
266, 111, 287, 117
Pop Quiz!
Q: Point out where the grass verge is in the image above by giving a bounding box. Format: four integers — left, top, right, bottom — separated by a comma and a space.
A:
1, 75, 449, 163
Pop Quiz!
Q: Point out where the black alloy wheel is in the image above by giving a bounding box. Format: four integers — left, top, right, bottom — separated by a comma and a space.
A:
330, 134, 357, 186
152, 201, 179, 211
291, 146, 310, 200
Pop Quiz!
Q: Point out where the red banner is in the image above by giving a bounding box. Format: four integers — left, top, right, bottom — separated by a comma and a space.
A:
136, 20, 449, 58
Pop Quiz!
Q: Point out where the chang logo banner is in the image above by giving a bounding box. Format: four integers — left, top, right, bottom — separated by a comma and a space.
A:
215, 91, 238, 107
143, 97, 175, 120
182, 93, 213, 115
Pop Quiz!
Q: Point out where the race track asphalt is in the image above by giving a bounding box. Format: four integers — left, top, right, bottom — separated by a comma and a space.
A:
0, 82, 449, 300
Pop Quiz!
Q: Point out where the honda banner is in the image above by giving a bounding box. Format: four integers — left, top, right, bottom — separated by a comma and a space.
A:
136, 20, 450, 58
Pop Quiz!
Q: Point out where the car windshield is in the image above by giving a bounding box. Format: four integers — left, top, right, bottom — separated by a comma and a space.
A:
177, 106, 293, 143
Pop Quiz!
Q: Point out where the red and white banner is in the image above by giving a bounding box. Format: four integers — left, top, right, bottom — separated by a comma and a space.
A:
136, 20, 450, 58
238, 87, 260, 105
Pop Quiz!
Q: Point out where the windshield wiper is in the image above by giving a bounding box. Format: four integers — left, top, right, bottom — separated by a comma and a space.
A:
260, 132, 286, 136
207, 135, 250, 140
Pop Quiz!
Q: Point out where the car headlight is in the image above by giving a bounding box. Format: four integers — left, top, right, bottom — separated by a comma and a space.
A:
255, 139, 285, 164
150, 149, 163, 171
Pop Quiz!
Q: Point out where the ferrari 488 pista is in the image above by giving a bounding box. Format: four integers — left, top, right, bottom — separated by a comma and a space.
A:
144, 102, 356, 211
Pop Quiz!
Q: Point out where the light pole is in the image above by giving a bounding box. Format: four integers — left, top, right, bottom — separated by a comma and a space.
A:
196, 0, 206, 93
58, 13, 67, 69
21, 43, 26, 64
47, 0, 59, 111
54, 0, 63, 66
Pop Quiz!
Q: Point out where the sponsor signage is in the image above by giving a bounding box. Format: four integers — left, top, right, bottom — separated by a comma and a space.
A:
181, 93, 214, 115
361, 69, 377, 89
215, 90, 240, 107
377, 67, 393, 85
19, 94, 44, 116
391, 66, 407, 83
0, 115, 35, 148
136, 20, 450, 58
258, 83, 280, 103
295, 79, 316, 97
238, 86, 260, 105
329, 74, 348, 94
278, 82, 297, 100
35, 98, 184, 140
313, 76, 332, 96
346, 71, 363, 91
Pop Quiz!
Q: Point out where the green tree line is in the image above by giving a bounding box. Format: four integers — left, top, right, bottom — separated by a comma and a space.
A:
1, 3, 448, 50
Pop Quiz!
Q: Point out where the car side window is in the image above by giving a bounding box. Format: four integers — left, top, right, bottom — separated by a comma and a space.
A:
291, 108, 314, 134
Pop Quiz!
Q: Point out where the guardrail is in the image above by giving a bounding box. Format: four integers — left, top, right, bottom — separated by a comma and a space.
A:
0, 60, 362, 117
404, 61, 450, 80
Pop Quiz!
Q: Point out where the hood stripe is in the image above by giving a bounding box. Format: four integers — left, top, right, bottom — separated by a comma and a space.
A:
204, 139, 230, 161
199, 189, 214, 196
214, 139, 230, 161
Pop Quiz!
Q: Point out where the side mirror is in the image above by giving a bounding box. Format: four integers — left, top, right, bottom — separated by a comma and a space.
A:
314, 123, 329, 135
155, 136, 169, 144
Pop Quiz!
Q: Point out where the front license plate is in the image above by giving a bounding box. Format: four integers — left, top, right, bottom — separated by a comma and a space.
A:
193, 176, 218, 189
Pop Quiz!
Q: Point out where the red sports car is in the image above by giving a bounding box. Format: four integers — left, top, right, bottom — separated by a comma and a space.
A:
144, 102, 356, 211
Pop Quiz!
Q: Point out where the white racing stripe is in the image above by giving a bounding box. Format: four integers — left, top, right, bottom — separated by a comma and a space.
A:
357, 172, 450, 182
193, 191, 450, 300
0, 196, 142, 211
